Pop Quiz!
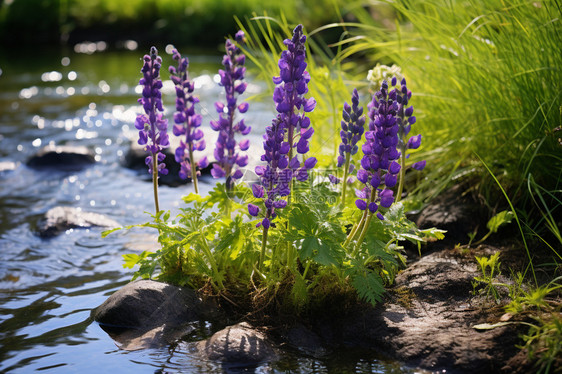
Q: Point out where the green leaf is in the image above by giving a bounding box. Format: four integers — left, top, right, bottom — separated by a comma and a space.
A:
486, 210, 515, 233
182, 192, 208, 204
290, 272, 309, 310
351, 270, 385, 305
420, 228, 447, 241
300, 236, 318, 259
315, 241, 340, 266
122, 253, 142, 269
102, 227, 122, 238
385, 201, 406, 223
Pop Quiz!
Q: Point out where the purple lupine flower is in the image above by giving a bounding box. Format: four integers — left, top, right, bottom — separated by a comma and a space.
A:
393, 77, 425, 171
210, 30, 250, 188
337, 88, 366, 169
355, 80, 401, 219
272, 24, 316, 183
249, 116, 291, 227
135, 46, 169, 175
169, 49, 208, 181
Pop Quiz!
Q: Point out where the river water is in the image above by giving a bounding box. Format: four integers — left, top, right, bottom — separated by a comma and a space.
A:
0, 45, 418, 373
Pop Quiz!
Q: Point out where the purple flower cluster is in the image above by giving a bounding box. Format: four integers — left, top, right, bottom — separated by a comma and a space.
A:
135, 46, 170, 175
210, 31, 251, 185
394, 77, 425, 171
272, 24, 317, 182
248, 24, 317, 227
338, 89, 366, 167
169, 49, 208, 180
355, 80, 402, 219
248, 116, 291, 228
330, 89, 366, 184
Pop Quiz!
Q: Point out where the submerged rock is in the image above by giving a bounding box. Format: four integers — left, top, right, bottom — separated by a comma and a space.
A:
123, 132, 214, 187
196, 322, 276, 366
38, 206, 119, 238
27, 145, 96, 171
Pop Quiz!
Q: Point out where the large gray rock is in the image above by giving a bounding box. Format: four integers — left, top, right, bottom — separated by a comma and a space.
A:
310, 249, 529, 374
196, 322, 276, 366
94, 280, 221, 351
27, 145, 95, 171
413, 186, 487, 248
94, 280, 203, 329
38, 206, 119, 238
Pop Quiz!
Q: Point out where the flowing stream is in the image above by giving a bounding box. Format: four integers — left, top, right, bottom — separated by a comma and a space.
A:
0, 45, 417, 373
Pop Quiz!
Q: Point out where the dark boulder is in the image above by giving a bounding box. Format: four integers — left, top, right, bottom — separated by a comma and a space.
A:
38, 206, 119, 238
123, 135, 214, 187
27, 145, 95, 171
415, 186, 486, 244
93, 280, 222, 350
94, 280, 203, 329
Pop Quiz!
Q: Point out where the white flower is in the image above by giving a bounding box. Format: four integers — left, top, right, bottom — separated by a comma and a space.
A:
367, 63, 404, 88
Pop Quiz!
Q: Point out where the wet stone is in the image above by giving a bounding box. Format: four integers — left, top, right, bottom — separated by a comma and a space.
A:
0, 161, 17, 173
93, 280, 222, 351
26, 144, 96, 171
38, 206, 119, 238
196, 322, 276, 367
122, 133, 214, 187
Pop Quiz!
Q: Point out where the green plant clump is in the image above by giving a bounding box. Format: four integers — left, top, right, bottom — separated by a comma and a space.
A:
333, 0, 561, 243
105, 20, 445, 316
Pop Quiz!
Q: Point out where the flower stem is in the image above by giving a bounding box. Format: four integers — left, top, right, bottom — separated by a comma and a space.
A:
395, 144, 406, 202
341, 153, 351, 207
189, 147, 199, 195
353, 211, 374, 257
259, 225, 269, 271
344, 209, 368, 248
152, 154, 160, 214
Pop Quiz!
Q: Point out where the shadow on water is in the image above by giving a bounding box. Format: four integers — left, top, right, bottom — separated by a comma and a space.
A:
0, 46, 421, 373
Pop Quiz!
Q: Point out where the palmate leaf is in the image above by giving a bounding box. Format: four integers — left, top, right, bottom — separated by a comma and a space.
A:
300, 235, 343, 266
486, 210, 515, 233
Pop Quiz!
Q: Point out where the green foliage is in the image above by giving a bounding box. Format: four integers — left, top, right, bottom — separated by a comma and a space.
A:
505, 277, 562, 373
109, 180, 442, 313
333, 0, 562, 251
523, 313, 562, 374
472, 210, 515, 246
473, 252, 502, 301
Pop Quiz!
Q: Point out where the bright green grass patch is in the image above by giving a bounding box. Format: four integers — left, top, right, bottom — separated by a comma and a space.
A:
332, 0, 561, 224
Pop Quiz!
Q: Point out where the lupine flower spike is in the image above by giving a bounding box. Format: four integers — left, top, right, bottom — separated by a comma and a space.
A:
210, 30, 251, 190
272, 24, 317, 194
393, 77, 425, 201
135, 46, 169, 213
346, 80, 401, 251
169, 49, 208, 194
249, 24, 316, 269
331, 88, 365, 206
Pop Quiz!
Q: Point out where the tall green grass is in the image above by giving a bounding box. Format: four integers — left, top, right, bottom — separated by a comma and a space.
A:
330, 0, 561, 244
